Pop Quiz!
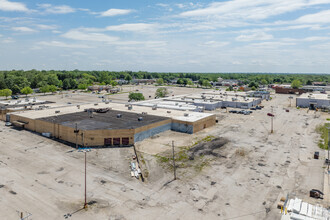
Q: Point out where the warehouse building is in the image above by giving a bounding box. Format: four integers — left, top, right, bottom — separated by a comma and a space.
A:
296, 93, 330, 109
0, 98, 52, 121
9, 102, 216, 147
134, 90, 265, 111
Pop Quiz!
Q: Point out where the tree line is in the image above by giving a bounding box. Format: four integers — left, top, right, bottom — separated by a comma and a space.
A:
0, 69, 329, 96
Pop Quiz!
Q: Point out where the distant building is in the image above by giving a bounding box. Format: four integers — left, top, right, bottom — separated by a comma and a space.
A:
88, 85, 111, 92
296, 93, 330, 109
312, 82, 327, 86
131, 79, 156, 85
274, 87, 305, 94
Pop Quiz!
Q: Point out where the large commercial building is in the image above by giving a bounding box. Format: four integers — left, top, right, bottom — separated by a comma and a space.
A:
0, 98, 52, 121
134, 90, 268, 111
9, 102, 216, 147
296, 93, 330, 109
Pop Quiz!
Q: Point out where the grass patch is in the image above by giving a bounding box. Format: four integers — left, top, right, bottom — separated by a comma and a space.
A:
315, 123, 329, 150
194, 160, 210, 172
327, 118, 330, 121
155, 154, 170, 163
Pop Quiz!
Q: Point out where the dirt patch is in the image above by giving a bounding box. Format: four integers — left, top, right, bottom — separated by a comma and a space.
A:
188, 137, 229, 160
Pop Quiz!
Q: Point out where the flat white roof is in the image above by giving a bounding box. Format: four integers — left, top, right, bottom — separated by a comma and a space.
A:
298, 93, 329, 100
11, 102, 214, 123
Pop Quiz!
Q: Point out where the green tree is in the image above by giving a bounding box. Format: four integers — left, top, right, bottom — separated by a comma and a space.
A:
110, 80, 118, 87
78, 83, 88, 90
187, 80, 193, 86
125, 75, 132, 82
48, 85, 57, 93
0, 89, 12, 99
156, 78, 164, 85
291, 80, 302, 89
177, 78, 184, 85
249, 81, 259, 88
261, 79, 268, 85
62, 79, 71, 90
40, 85, 50, 94
155, 87, 168, 98
128, 92, 145, 101
202, 80, 211, 88
20, 87, 33, 97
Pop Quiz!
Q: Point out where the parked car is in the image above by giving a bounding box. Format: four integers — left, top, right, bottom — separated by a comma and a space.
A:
250, 107, 257, 110
310, 189, 323, 199
5, 122, 12, 126
11, 95, 19, 99
267, 113, 275, 117
256, 106, 262, 110
229, 110, 237, 113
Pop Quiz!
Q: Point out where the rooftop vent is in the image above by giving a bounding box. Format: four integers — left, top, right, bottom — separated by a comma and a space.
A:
117, 114, 122, 118
184, 113, 189, 117
138, 117, 143, 121
167, 111, 171, 113
55, 110, 60, 113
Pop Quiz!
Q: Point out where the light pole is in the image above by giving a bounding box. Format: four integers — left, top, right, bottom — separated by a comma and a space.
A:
78, 148, 91, 209
289, 96, 293, 107
172, 141, 176, 180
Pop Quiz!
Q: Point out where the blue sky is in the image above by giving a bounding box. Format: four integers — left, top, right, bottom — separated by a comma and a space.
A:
1, 0, 330, 73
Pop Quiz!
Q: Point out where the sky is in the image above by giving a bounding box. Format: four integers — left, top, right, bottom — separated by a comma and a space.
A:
1, 0, 330, 73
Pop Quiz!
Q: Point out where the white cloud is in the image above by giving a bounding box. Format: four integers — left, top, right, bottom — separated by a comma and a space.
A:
38, 41, 93, 49
296, 10, 330, 24
12, 26, 37, 32
203, 41, 229, 47
3, 38, 15, 43
35, 24, 57, 30
156, 3, 169, 7
61, 30, 119, 42
236, 31, 273, 41
106, 23, 156, 32
38, 4, 75, 14
180, 0, 330, 22
100, 8, 132, 17
0, 0, 28, 12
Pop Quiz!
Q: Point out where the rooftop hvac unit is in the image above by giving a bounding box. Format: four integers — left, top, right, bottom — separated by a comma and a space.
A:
105, 101, 109, 104
138, 117, 143, 121
167, 111, 171, 113
94, 103, 98, 106
55, 110, 60, 113
125, 104, 129, 107
184, 113, 189, 117
77, 105, 80, 109
152, 105, 157, 110
128, 105, 132, 110
117, 114, 122, 118
181, 98, 184, 100
175, 103, 178, 106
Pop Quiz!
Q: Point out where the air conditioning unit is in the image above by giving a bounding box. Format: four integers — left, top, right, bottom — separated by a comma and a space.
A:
55, 110, 60, 113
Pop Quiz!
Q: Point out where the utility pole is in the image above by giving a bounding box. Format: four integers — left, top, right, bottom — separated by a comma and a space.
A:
84, 150, 87, 209
289, 96, 293, 107
270, 106, 274, 133
78, 148, 91, 209
328, 127, 330, 173
172, 141, 176, 180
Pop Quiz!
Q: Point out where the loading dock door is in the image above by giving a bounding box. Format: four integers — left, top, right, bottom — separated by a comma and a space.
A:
104, 138, 112, 146
122, 137, 129, 145
113, 138, 120, 146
